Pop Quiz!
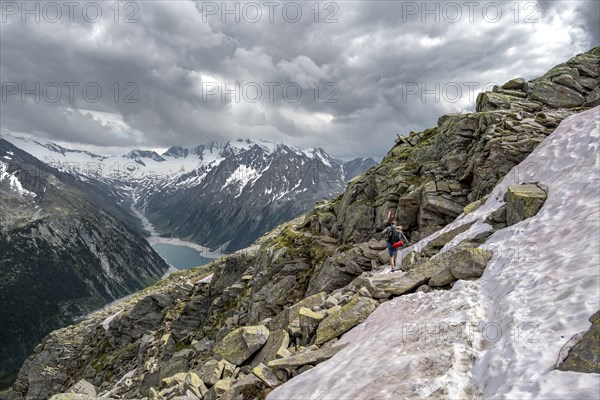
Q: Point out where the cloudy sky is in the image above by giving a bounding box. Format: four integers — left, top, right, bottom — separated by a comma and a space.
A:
0, 0, 598, 159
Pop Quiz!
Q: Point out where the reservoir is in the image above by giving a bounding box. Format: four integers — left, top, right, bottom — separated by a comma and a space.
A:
151, 243, 216, 270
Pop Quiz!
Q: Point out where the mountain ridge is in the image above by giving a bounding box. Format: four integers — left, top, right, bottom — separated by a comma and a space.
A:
2, 134, 377, 251
0, 139, 171, 389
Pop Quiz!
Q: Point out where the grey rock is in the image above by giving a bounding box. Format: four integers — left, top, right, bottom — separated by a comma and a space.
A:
314, 295, 379, 345
66, 379, 96, 396
298, 308, 324, 345
449, 248, 494, 280
197, 359, 225, 387
505, 184, 547, 226
530, 81, 585, 108
213, 325, 270, 366
252, 363, 284, 387
557, 310, 600, 373
267, 345, 347, 369
428, 268, 456, 287
251, 329, 290, 367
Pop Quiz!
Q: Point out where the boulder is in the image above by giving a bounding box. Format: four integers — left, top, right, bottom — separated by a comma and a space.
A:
267, 344, 347, 369
196, 359, 224, 386
227, 374, 265, 399
185, 372, 208, 398
314, 295, 379, 345
269, 292, 326, 331
299, 307, 325, 345
557, 310, 600, 373
306, 247, 375, 295
448, 247, 494, 280
252, 363, 284, 387
505, 184, 547, 225
66, 379, 96, 396
502, 77, 527, 91
351, 262, 438, 299
213, 325, 270, 365
250, 329, 290, 367
204, 379, 234, 400
356, 244, 492, 297
162, 372, 187, 388
584, 87, 600, 107
428, 268, 456, 287
463, 194, 489, 214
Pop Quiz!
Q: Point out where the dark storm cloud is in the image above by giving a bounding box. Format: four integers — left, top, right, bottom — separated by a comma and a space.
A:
0, 0, 597, 159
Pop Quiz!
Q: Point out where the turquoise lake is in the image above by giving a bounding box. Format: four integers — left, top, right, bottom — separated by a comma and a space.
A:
151, 243, 215, 270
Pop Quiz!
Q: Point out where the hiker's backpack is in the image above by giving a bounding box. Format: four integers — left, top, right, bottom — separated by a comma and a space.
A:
387, 226, 400, 244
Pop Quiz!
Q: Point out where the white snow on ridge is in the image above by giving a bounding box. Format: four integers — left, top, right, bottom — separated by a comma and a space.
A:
224, 165, 261, 197
0, 160, 37, 198
269, 107, 600, 400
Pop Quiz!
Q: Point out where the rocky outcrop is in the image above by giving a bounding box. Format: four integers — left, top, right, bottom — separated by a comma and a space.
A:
557, 311, 600, 374
305, 48, 599, 246
351, 244, 493, 299
504, 184, 548, 225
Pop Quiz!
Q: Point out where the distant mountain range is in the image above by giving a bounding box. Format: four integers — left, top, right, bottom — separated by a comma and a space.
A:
0, 138, 170, 388
2, 135, 377, 251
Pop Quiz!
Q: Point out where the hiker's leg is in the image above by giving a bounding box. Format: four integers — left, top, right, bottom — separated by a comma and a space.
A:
387, 244, 395, 268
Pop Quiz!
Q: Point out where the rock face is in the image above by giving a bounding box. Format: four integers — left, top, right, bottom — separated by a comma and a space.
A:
6, 47, 600, 400
558, 311, 600, 374
505, 184, 548, 225
303, 47, 599, 245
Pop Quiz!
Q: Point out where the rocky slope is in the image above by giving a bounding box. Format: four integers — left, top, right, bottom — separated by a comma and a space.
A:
0, 140, 170, 389
2, 136, 376, 252
5, 48, 599, 400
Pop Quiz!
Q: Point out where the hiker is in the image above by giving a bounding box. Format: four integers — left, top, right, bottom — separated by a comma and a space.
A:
381, 221, 410, 271
382, 220, 401, 269
393, 224, 410, 271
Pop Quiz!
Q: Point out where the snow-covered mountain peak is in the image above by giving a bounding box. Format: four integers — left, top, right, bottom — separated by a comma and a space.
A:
123, 150, 166, 162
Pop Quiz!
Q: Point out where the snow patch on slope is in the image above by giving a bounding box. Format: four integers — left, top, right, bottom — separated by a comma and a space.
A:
0, 160, 36, 198
224, 165, 261, 196
269, 107, 600, 400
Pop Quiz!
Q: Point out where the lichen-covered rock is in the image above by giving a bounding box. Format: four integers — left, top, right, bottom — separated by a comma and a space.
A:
530, 81, 585, 108
428, 268, 456, 287
314, 296, 378, 345
196, 359, 224, 387
49, 395, 103, 400
269, 292, 326, 331
252, 363, 284, 387
213, 325, 270, 365
505, 184, 547, 225
251, 329, 290, 367
298, 307, 325, 345
204, 379, 233, 400
463, 194, 489, 214
558, 311, 600, 373
267, 345, 346, 370
161, 372, 187, 388
448, 247, 494, 280
306, 246, 377, 295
